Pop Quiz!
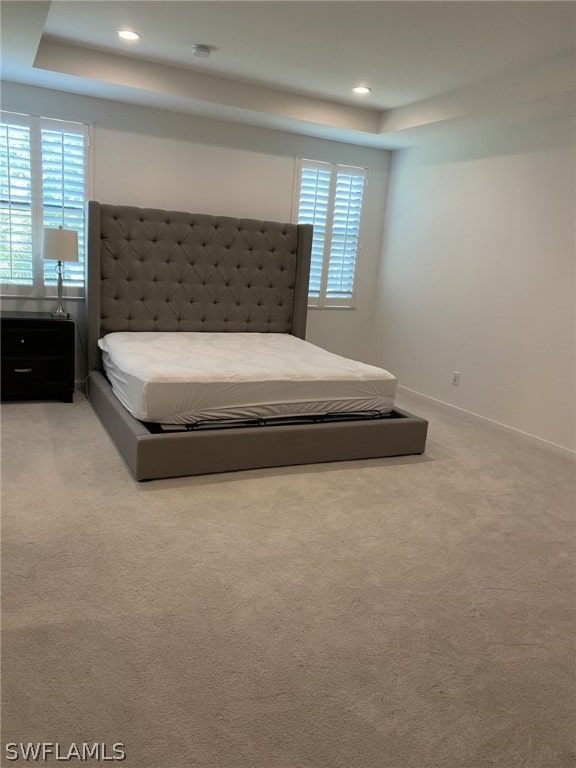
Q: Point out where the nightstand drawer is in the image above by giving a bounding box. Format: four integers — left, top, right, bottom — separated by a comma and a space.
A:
2, 328, 67, 357
2, 356, 66, 386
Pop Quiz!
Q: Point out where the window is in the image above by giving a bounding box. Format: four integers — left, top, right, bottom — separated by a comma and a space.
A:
294, 158, 366, 308
0, 111, 90, 297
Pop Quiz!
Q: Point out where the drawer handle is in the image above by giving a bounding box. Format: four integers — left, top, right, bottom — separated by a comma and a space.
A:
14, 368, 33, 373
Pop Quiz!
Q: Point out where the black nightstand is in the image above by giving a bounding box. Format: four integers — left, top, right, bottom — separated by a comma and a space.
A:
1, 312, 75, 402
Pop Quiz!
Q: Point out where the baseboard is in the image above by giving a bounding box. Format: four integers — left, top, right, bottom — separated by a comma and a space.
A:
397, 385, 576, 460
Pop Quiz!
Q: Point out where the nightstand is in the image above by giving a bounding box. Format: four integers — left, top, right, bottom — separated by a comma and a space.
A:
1, 312, 75, 402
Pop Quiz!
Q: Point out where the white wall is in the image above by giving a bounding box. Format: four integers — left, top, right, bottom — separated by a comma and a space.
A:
1, 83, 390, 369
372, 117, 576, 452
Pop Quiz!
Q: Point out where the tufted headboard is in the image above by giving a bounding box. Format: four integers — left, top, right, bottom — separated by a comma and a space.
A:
86, 202, 313, 371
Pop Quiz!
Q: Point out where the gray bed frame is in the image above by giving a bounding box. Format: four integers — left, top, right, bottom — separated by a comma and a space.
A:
86, 201, 428, 481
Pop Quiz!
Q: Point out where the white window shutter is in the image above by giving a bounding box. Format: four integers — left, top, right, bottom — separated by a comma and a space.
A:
294, 158, 366, 308
0, 112, 89, 296
327, 168, 365, 301
41, 120, 88, 288
296, 164, 332, 302
0, 118, 34, 285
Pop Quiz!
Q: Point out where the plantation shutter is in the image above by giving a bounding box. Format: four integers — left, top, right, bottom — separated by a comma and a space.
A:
295, 163, 332, 302
0, 117, 34, 285
41, 121, 87, 288
0, 111, 89, 296
295, 159, 366, 308
327, 167, 365, 302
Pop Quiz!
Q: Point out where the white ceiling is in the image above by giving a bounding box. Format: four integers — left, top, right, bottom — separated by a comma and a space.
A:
1, 1, 575, 148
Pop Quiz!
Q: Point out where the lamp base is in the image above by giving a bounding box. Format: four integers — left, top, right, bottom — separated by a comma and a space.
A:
51, 260, 69, 319
51, 308, 70, 319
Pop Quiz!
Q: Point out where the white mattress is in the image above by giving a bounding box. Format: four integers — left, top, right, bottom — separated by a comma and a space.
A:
98, 332, 397, 424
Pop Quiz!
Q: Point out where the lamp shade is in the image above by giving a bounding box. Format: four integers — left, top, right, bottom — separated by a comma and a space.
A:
42, 227, 79, 262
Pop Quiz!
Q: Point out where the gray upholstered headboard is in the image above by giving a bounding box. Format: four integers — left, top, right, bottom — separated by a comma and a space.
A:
86, 202, 312, 372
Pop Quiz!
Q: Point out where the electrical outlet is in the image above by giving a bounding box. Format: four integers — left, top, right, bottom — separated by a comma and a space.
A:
452, 371, 461, 386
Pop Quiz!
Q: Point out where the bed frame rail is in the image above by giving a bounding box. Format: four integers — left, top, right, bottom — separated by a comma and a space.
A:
88, 371, 428, 481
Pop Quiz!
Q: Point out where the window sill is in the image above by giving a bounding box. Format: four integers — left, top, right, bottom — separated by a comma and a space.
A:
0, 293, 85, 301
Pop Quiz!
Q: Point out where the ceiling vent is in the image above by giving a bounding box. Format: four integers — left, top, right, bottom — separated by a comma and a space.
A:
192, 44, 213, 58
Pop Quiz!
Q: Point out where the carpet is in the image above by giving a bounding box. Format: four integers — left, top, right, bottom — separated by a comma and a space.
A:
1, 391, 574, 767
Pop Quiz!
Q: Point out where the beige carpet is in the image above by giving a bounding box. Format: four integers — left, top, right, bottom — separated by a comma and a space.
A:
1, 391, 574, 768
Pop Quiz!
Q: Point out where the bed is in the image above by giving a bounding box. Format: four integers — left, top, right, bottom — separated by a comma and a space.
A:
86, 202, 428, 481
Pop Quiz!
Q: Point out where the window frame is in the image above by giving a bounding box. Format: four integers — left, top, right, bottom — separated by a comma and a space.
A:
293, 157, 368, 309
0, 110, 91, 299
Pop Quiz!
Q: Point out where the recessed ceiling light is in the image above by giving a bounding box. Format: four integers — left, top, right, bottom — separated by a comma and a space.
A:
353, 85, 371, 94
117, 29, 141, 41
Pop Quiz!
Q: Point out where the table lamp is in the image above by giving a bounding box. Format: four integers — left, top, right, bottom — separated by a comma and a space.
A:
42, 227, 78, 318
